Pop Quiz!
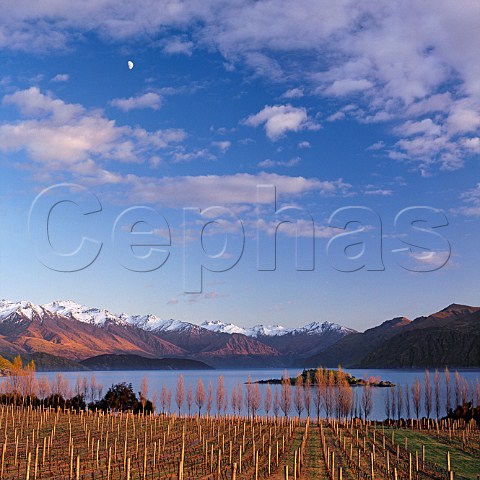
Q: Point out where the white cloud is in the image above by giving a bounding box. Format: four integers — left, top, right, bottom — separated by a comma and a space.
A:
367, 141, 385, 151
110, 92, 162, 111
324, 79, 373, 97
456, 183, 480, 217
127, 172, 351, 207
257, 157, 300, 168
297, 141, 310, 149
243, 104, 318, 140
281, 88, 304, 99
51, 73, 69, 82
364, 189, 393, 196
0, 87, 185, 173
211, 140, 231, 153
163, 37, 194, 56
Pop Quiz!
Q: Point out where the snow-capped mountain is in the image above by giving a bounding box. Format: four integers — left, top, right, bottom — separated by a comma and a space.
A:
0, 299, 355, 367
201, 319, 353, 337
44, 300, 124, 326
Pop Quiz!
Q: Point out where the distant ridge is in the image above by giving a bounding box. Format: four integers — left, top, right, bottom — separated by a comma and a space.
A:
305, 304, 480, 368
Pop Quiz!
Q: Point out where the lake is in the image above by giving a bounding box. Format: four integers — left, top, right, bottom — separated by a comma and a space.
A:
35, 367, 480, 421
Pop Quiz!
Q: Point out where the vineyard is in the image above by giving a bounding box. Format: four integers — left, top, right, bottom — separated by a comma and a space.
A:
0, 405, 479, 480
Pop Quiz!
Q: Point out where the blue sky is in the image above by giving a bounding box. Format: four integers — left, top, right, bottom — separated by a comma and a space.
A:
0, 1, 479, 331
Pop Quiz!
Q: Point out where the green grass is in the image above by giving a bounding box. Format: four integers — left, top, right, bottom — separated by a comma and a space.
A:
385, 428, 480, 479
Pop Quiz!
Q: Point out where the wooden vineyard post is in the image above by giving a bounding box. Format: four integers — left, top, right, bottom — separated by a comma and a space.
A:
446, 451, 451, 472
370, 452, 374, 480
26, 451, 31, 480
293, 450, 297, 480
178, 460, 184, 480
143, 445, 147, 480
409, 452, 412, 480
107, 447, 112, 480
284, 465, 289, 480
331, 451, 335, 480
268, 445, 271, 475
338, 466, 343, 480
394, 467, 398, 480
126, 457, 131, 480
34, 443, 39, 480
218, 449, 222, 480
1, 442, 5, 478
76, 456, 80, 480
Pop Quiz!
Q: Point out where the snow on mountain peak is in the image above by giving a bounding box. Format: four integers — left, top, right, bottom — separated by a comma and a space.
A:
0, 300, 45, 321
124, 314, 193, 333
201, 320, 246, 335
43, 300, 122, 326
0, 299, 354, 338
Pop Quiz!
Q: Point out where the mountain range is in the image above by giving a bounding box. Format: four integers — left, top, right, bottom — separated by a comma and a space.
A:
1, 300, 479, 370
305, 303, 480, 368
0, 300, 353, 369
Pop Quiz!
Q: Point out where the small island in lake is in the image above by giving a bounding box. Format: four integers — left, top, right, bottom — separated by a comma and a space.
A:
255, 367, 395, 387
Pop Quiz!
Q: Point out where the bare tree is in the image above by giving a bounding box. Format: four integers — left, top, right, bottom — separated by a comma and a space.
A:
38, 376, 50, 406
90, 375, 98, 404
231, 385, 238, 416
337, 375, 353, 419
175, 373, 185, 414
140, 376, 149, 412
434, 369, 441, 419
236, 383, 243, 416
444, 367, 451, 413
273, 386, 280, 419
160, 384, 168, 414
294, 374, 304, 418
206, 381, 213, 416
264, 383, 272, 416
396, 385, 403, 421
280, 370, 292, 417
361, 382, 373, 421
405, 384, 411, 420
455, 370, 461, 407
186, 382, 193, 416
195, 378, 206, 415
82, 377, 89, 399
412, 378, 421, 420
460, 377, 469, 404
303, 374, 311, 417
251, 384, 261, 418
384, 388, 391, 421
424, 370, 432, 420
245, 375, 252, 416
152, 389, 158, 412
314, 368, 325, 422
75, 374, 83, 397
167, 388, 172, 413
390, 386, 396, 422
324, 370, 335, 418
216, 375, 226, 416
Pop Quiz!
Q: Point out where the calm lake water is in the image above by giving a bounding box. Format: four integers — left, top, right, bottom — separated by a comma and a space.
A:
36, 368, 480, 421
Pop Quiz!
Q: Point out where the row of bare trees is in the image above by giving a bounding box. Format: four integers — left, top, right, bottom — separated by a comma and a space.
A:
0, 358, 104, 404
161, 369, 375, 420
2, 363, 478, 420
385, 368, 480, 421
